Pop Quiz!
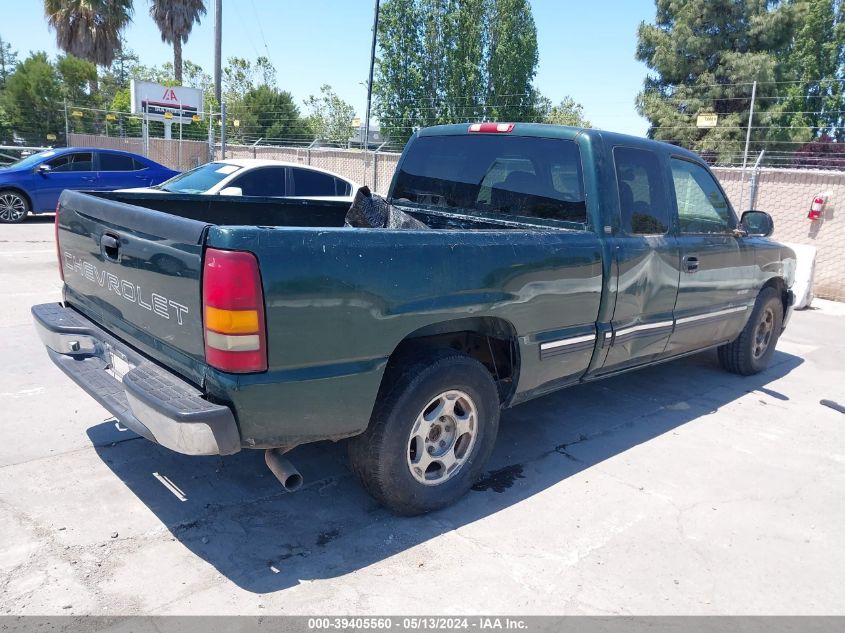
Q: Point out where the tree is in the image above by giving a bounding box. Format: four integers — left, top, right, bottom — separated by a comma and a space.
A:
56, 55, 97, 105
372, 0, 425, 142
636, 0, 795, 163
484, 0, 538, 121
0, 36, 19, 89
304, 85, 356, 145
237, 86, 311, 145
537, 96, 591, 127
792, 134, 845, 168
149, 0, 206, 84
43, 0, 133, 77
99, 42, 140, 106
1, 52, 65, 145
776, 0, 845, 142
374, 0, 540, 143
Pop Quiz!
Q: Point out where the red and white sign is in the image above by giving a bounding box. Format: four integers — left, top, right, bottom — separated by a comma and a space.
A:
130, 80, 203, 123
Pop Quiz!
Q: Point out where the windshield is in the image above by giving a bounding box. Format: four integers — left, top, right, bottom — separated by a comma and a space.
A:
1, 150, 58, 170
156, 162, 242, 193
392, 135, 587, 224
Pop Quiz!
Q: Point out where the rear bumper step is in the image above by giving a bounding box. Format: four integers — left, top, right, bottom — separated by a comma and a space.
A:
32, 302, 241, 456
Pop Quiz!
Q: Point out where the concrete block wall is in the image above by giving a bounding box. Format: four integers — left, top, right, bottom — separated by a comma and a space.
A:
714, 167, 844, 301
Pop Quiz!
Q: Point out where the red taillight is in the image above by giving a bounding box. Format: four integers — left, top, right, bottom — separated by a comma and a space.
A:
468, 122, 514, 133
55, 203, 64, 281
202, 248, 267, 373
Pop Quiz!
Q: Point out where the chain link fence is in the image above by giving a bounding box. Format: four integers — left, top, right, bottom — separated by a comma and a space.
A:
64, 117, 844, 301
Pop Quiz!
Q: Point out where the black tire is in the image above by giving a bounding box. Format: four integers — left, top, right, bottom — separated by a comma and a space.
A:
348, 349, 500, 516
0, 190, 29, 223
718, 287, 784, 375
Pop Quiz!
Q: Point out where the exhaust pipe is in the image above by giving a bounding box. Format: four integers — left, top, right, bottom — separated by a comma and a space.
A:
265, 448, 303, 492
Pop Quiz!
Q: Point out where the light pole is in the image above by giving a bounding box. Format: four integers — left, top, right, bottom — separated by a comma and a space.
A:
363, 0, 380, 151
213, 0, 222, 104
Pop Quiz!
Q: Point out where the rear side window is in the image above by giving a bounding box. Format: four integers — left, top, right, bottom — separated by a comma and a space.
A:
392, 135, 587, 224
335, 177, 352, 196
290, 168, 342, 196
613, 147, 670, 234
98, 152, 137, 171
230, 167, 287, 197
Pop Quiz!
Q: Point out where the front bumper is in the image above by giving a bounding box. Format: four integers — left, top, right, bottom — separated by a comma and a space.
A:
32, 302, 241, 456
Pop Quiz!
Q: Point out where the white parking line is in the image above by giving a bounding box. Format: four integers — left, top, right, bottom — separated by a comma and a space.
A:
152, 472, 188, 502
0, 250, 55, 255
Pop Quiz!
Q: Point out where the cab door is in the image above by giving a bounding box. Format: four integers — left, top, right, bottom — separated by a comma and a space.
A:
32, 151, 97, 210
596, 146, 680, 375
665, 158, 754, 355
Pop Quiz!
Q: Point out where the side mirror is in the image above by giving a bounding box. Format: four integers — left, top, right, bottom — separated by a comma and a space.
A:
36, 164, 51, 174
740, 210, 774, 237
218, 186, 242, 197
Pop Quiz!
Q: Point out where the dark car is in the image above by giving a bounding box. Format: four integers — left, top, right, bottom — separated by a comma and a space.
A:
0, 147, 178, 223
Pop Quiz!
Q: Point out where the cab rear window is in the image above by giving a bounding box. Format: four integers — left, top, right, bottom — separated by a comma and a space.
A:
392, 135, 587, 224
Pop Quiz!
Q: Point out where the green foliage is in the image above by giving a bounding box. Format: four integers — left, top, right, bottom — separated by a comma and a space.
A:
485, 0, 538, 122
98, 42, 140, 105
535, 96, 591, 128
636, 0, 845, 163
776, 0, 845, 141
1, 52, 65, 145
0, 36, 19, 89
374, 0, 540, 143
304, 84, 356, 145
43, 0, 133, 67
234, 85, 311, 144
56, 55, 97, 104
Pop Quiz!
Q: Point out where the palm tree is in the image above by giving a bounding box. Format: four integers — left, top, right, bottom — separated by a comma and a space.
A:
149, 0, 206, 84
44, 0, 133, 68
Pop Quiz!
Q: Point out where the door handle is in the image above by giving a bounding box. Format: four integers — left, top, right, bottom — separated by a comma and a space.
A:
82, 176, 97, 182
683, 255, 699, 273
101, 233, 120, 261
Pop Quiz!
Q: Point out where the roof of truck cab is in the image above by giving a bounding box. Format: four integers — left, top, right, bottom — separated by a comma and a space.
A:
416, 123, 704, 163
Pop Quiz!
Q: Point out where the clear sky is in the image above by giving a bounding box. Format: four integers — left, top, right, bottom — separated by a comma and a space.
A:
1, 0, 655, 135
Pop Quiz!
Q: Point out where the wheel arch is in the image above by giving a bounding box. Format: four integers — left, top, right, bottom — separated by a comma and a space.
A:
761, 276, 789, 316
382, 316, 521, 406
0, 187, 33, 210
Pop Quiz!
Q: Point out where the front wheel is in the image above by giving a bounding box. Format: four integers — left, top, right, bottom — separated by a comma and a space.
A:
348, 349, 500, 515
0, 190, 29, 223
718, 287, 784, 375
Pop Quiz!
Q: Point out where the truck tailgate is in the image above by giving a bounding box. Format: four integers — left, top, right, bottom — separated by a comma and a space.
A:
57, 190, 209, 385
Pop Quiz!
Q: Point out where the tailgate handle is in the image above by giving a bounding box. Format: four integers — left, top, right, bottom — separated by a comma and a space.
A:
101, 233, 121, 261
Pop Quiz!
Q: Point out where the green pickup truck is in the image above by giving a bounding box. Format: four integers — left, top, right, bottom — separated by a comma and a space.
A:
33, 123, 796, 515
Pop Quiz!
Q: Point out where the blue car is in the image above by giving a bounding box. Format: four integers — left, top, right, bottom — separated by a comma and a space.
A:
0, 147, 178, 223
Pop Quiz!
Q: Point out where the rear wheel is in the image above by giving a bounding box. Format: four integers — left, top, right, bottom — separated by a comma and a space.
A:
348, 349, 500, 515
0, 190, 29, 223
718, 287, 783, 375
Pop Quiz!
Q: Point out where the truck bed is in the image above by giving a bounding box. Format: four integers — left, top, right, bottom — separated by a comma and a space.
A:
54, 189, 603, 448
93, 191, 547, 231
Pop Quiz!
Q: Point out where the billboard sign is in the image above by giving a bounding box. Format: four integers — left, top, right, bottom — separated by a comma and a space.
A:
130, 80, 203, 124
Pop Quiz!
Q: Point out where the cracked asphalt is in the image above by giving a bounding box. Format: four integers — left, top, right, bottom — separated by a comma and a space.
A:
2, 216, 845, 615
